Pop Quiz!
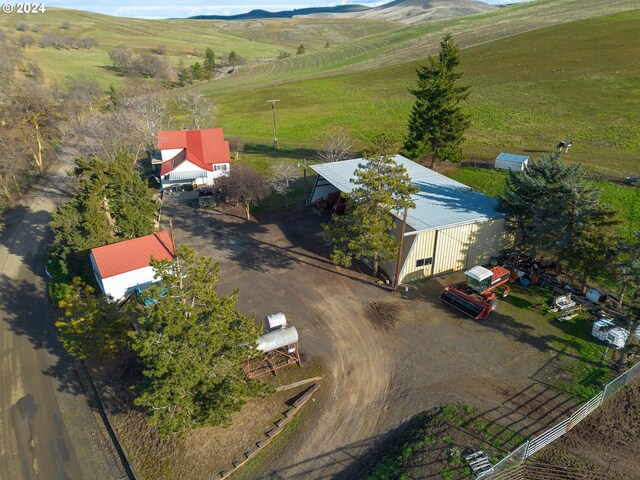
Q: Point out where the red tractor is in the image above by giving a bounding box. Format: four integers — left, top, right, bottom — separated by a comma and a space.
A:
439, 266, 511, 320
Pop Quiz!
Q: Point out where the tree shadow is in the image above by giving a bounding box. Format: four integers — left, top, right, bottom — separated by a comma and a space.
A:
162, 194, 387, 290
259, 414, 425, 480
0, 273, 88, 398
243, 143, 319, 161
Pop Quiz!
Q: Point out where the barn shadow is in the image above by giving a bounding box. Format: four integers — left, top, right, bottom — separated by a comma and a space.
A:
162, 192, 386, 289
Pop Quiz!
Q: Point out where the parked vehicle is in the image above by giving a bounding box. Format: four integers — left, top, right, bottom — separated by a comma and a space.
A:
440, 265, 511, 320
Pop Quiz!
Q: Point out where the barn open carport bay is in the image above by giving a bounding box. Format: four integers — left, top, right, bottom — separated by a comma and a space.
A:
151, 189, 615, 480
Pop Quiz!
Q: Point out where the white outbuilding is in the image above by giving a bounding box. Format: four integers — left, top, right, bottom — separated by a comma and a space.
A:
90, 232, 175, 301
310, 155, 506, 284
494, 152, 529, 172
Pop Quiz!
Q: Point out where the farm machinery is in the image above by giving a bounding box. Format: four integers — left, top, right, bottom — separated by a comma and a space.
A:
439, 265, 511, 320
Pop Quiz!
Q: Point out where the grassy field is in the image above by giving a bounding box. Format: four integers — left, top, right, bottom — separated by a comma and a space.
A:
202, 0, 639, 93
0, 8, 397, 87
2, 2, 638, 178
447, 166, 640, 237
205, 8, 640, 177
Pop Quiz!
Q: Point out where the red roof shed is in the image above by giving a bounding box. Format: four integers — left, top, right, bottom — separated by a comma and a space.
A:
90, 232, 175, 279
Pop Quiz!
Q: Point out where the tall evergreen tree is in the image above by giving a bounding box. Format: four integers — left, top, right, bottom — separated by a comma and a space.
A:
404, 33, 470, 170
130, 246, 267, 436
203, 48, 216, 79
499, 155, 620, 287
614, 232, 640, 308
55, 277, 130, 359
324, 136, 418, 275
50, 154, 158, 276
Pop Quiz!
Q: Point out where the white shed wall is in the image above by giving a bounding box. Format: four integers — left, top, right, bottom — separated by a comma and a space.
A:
495, 159, 528, 172
310, 176, 340, 203
98, 266, 160, 301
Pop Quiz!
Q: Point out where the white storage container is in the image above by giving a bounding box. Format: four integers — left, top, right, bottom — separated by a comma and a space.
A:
592, 319, 614, 341
264, 312, 287, 331
606, 327, 629, 350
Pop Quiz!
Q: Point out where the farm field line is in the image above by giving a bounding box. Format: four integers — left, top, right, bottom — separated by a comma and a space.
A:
203, 0, 640, 95
203, 9, 640, 177
0, 9, 400, 86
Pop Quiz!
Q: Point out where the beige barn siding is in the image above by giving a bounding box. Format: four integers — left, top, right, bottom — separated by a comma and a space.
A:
399, 230, 436, 282
397, 218, 505, 283
432, 218, 505, 276
380, 219, 416, 282
466, 218, 506, 267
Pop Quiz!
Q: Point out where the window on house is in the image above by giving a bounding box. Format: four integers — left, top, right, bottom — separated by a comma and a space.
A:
416, 257, 433, 268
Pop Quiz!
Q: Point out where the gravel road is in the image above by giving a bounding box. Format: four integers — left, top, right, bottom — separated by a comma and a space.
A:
0, 160, 126, 479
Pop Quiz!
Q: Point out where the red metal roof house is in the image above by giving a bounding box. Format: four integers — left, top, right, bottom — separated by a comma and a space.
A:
155, 128, 231, 189
90, 232, 175, 301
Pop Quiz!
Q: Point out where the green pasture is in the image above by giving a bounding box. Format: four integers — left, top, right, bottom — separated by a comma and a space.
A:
448, 167, 640, 237
207, 9, 640, 177
0, 8, 398, 88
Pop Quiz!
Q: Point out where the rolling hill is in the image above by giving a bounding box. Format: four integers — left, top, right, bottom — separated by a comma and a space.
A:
1, 0, 638, 178
199, 3, 640, 177
308, 0, 497, 24
0, 8, 399, 86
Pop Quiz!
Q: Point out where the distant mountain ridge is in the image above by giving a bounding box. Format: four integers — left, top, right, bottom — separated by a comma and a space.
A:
188, 5, 370, 21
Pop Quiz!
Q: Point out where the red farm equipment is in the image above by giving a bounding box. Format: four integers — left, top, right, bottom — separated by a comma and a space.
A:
439, 266, 511, 320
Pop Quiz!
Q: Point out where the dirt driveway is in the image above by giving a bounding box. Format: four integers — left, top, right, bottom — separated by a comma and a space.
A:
162, 193, 579, 479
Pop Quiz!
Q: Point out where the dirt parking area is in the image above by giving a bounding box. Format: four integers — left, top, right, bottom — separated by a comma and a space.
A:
161, 192, 587, 479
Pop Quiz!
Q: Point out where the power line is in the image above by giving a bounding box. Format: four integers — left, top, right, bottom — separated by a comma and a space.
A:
266, 99, 279, 149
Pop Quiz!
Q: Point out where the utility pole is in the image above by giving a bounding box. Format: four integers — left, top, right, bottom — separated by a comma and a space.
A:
267, 99, 279, 149
393, 206, 409, 290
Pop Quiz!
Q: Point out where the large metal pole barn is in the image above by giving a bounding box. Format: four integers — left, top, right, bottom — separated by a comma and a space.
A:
309, 155, 506, 284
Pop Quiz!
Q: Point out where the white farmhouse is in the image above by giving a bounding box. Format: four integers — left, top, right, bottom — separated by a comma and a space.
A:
89, 231, 175, 301
154, 128, 231, 190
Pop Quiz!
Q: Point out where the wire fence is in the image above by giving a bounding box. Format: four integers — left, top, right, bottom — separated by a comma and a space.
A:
477, 361, 640, 479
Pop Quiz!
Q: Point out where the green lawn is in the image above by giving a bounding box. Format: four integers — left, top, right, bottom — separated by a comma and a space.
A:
501, 285, 615, 400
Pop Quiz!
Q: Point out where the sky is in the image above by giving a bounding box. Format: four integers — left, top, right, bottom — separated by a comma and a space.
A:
45, 1, 524, 19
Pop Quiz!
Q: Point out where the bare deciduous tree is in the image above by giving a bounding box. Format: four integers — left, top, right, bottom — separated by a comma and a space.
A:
60, 74, 102, 119
135, 54, 175, 82
267, 161, 298, 210
0, 124, 30, 203
71, 81, 169, 161
76, 108, 145, 160
18, 35, 35, 48
109, 46, 136, 75
0, 37, 21, 89
228, 137, 244, 160
7, 83, 58, 174
219, 164, 268, 220
175, 92, 216, 130
316, 127, 353, 163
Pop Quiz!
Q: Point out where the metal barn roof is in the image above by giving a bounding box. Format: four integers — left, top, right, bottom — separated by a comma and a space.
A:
90, 232, 175, 279
495, 152, 529, 163
311, 155, 502, 233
